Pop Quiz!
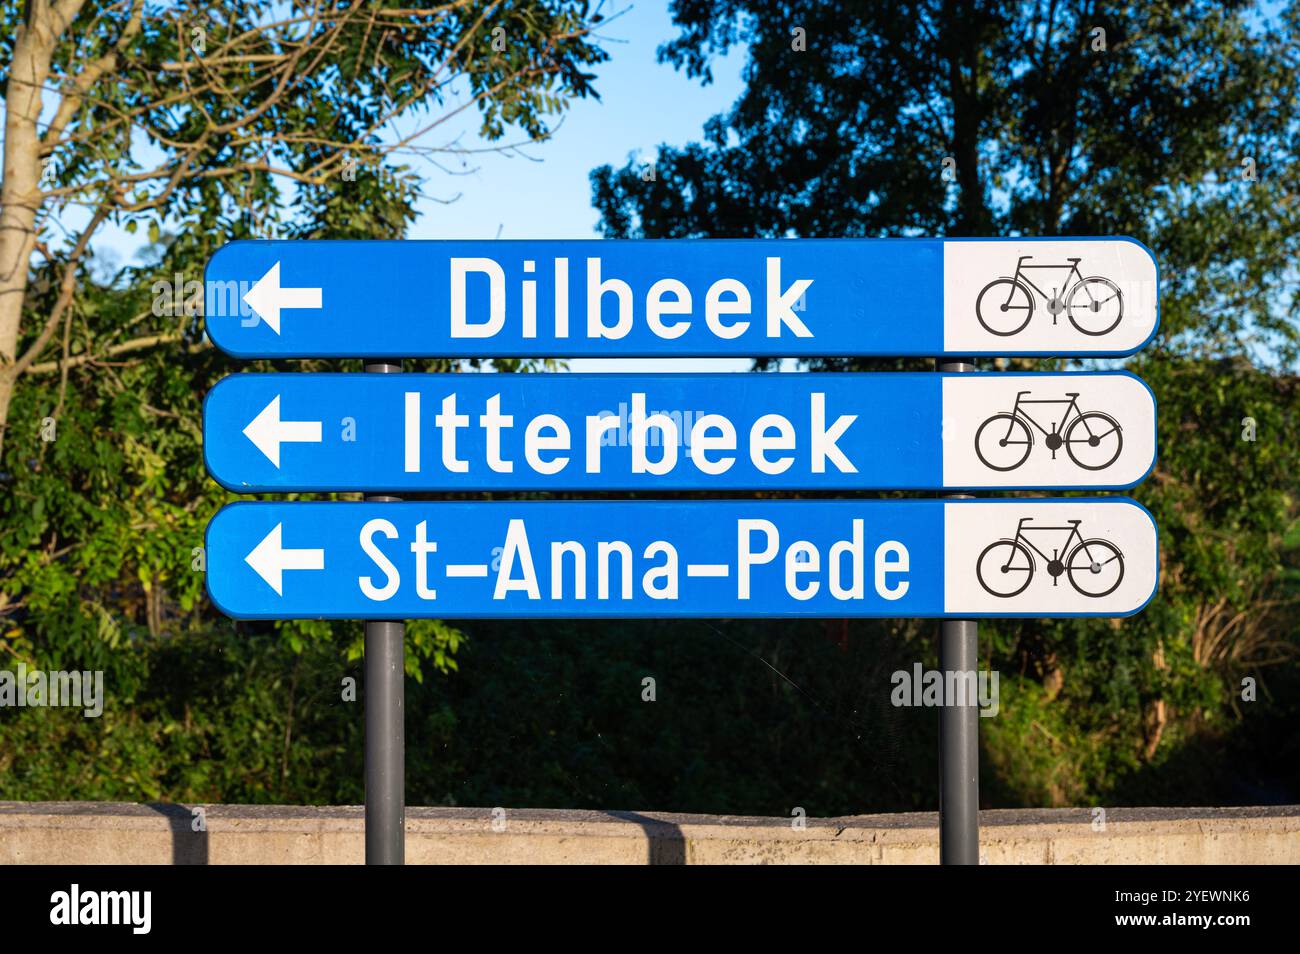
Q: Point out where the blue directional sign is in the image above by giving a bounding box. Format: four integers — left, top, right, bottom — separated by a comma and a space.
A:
204, 237, 1159, 358
205, 498, 1159, 620
203, 371, 1156, 492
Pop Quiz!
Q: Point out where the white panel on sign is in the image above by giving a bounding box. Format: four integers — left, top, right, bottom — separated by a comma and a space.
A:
941, 373, 1156, 489
942, 239, 1158, 354
943, 500, 1158, 616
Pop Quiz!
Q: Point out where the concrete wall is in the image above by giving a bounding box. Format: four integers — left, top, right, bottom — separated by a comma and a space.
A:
0, 802, 1296, 864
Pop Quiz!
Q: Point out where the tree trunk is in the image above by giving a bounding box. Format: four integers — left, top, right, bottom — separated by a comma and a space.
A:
0, 3, 75, 460
944, 4, 994, 237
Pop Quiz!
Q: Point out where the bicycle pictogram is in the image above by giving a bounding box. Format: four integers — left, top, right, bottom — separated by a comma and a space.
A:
976, 517, 1125, 598
974, 390, 1123, 472
975, 255, 1123, 337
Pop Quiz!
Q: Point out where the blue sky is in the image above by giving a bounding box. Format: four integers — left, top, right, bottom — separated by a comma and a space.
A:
59, 3, 754, 372
408, 2, 745, 244
73, 3, 744, 250
398, 1, 755, 371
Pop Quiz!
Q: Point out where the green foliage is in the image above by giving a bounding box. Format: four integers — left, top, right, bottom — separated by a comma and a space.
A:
594, 0, 1300, 362
0, 1, 605, 805
2, 0, 1298, 813
0, 624, 365, 804
585, 0, 1300, 805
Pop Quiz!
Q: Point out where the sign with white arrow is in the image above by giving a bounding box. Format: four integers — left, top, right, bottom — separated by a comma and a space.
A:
239, 261, 322, 335
243, 522, 325, 595
205, 498, 1159, 620
203, 237, 1159, 358
203, 371, 1156, 491
239, 394, 323, 467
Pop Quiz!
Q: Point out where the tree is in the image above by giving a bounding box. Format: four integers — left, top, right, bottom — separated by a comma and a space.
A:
590, 0, 1300, 799
593, 0, 1300, 364
0, 2, 607, 804
0, 0, 609, 458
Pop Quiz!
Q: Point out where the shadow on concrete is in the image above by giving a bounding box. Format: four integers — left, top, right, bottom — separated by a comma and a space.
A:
146, 803, 209, 865
608, 811, 686, 865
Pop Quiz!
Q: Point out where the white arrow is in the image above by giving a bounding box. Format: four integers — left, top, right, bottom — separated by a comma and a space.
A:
245, 523, 324, 595
242, 261, 322, 334
242, 395, 322, 467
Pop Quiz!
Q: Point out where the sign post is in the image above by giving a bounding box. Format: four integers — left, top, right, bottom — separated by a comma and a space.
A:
201, 234, 1160, 866
363, 359, 404, 866
938, 358, 980, 865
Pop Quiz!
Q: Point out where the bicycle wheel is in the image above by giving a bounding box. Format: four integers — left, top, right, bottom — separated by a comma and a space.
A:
1066, 538, 1124, 597
975, 279, 1034, 336
975, 413, 1033, 471
976, 539, 1035, 598
1066, 277, 1123, 336
1064, 411, 1123, 471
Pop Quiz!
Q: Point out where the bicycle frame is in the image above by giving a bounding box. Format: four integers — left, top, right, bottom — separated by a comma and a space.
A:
1009, 391, 1081, 437
1010, 517, 1084, 565
1010, 257, 1086, 302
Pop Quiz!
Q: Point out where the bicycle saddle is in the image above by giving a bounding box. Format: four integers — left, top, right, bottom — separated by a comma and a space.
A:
1067, 256, 1082, 263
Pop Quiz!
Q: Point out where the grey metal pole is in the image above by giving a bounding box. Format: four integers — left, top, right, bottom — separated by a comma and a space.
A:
364, 359, 404, 865
938, 357, 979, 865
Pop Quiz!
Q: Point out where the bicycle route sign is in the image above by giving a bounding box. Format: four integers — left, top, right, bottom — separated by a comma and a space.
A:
203, 237, 1159, 358
201, 236, 1163, 621
204, 498, 1159, 620
203, 371, 1156, 492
